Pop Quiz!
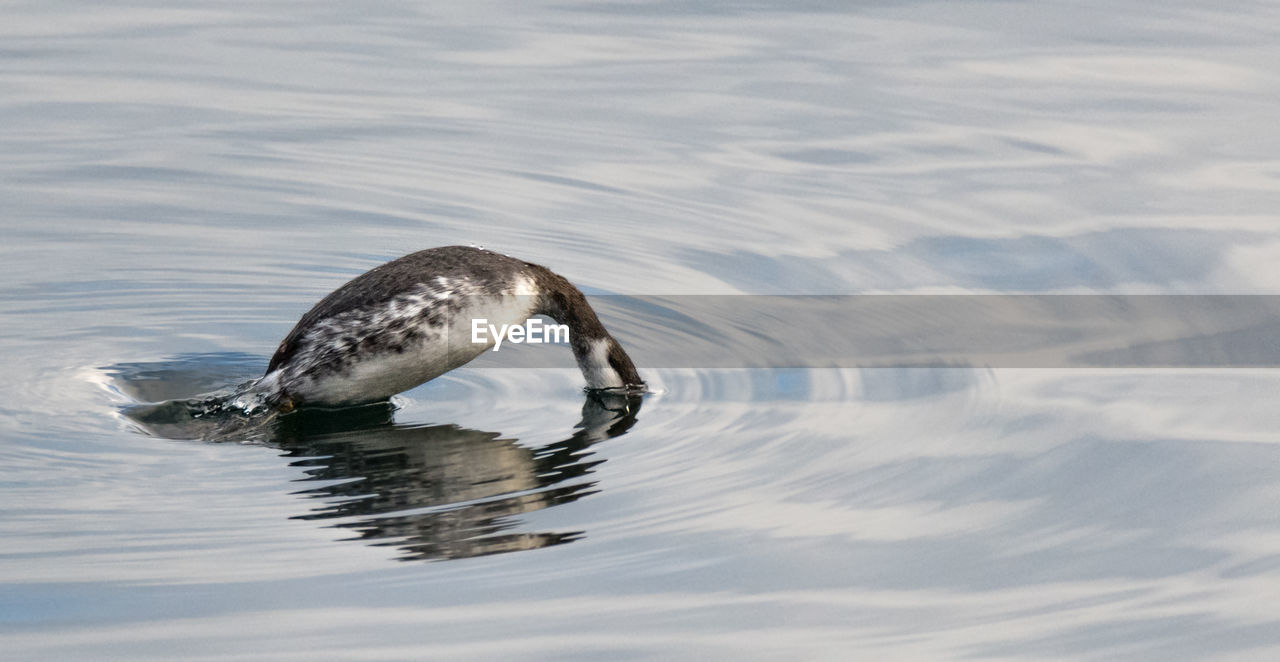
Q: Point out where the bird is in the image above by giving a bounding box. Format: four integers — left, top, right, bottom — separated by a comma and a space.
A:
252, 246, 643, 410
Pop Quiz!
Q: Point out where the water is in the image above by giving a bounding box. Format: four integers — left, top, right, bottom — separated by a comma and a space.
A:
3, 1, 1280, 659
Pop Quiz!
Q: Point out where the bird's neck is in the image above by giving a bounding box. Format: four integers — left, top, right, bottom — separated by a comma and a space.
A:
525, 265, 643, 390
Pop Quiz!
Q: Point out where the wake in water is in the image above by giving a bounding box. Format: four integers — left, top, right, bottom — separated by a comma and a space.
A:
122, 380, 294, 443
108, 353, 279, 442
101, 353, 269, 442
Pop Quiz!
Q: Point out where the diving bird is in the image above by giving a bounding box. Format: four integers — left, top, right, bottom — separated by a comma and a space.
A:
256, 246, 643, 409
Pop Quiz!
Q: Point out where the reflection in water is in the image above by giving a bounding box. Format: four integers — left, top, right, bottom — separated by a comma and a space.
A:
277, 394, 640, 561
116, 355, 642, 562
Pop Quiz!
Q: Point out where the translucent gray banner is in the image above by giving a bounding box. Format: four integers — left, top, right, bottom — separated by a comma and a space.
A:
464, 295, 1280, 369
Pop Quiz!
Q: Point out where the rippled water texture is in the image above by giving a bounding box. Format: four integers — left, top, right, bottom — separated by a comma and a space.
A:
3, 1, 1280, 660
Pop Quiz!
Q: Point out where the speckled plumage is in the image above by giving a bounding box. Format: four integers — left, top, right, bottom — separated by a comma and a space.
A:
259, 246, 642, 407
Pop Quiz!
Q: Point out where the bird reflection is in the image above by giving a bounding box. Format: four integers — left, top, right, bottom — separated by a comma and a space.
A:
271, 392, 640, 561
117, 358, 642, 562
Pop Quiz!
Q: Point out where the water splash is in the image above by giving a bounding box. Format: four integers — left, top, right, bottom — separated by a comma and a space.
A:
122, 379, 280, 443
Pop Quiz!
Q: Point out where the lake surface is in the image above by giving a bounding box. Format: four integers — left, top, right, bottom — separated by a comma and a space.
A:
4, 1, 1280, 659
